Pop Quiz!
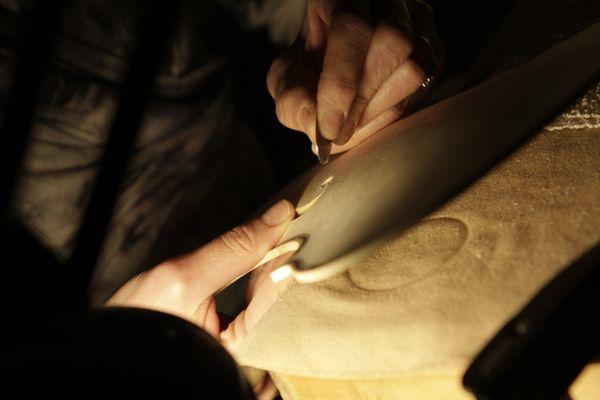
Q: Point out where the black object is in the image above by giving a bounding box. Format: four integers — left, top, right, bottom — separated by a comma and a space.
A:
6, 307, 256, 397
464, 243, 600, 400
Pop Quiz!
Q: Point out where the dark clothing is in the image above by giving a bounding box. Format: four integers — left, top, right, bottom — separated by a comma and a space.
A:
0, 0, 273, 304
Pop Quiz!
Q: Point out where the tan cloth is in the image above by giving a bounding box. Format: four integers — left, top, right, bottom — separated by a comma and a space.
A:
233, 81, 600, 388
269, 364, 600, 400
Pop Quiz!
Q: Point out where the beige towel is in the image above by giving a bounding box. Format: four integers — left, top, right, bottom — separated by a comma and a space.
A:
233, 82, 600, 384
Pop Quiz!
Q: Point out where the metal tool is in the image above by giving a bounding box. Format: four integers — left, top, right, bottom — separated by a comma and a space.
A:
315, 120, 332, 164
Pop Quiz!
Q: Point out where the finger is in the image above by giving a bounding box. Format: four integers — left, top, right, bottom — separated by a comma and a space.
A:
257, 375, 279, 400
357, 57, 425, 129
276, 86, 317, 138
328, 102, 406, 154
201, 297, 220, 339
268, 0, 328, 139
268, 49, 318, 138
171, 199, 295, 296
336, 23, 414, 145
267, 52, 292, 100
267, 3, 325, 141
267, 46, 310, 102
316, 11, 372, 141
267, 13, 309, 101
306, 0, 328, 57
275, 1, 326, 143
220, 264, 294, 352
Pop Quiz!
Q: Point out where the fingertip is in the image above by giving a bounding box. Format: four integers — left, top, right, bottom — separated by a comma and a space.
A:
220, 309, 249, 353
261, 199, 294, 227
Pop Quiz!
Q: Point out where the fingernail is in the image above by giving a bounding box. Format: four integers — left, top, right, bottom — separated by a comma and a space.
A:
318, 109, 344, 140
299, 107, 313, 133
311, 143, 318, 155
334, 118, 355, 145
262, 200, 292, 226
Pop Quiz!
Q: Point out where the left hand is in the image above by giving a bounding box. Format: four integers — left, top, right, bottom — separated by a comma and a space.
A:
105, 199, 295, 343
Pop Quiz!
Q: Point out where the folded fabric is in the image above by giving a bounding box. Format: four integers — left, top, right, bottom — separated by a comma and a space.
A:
233, 82, 600, 384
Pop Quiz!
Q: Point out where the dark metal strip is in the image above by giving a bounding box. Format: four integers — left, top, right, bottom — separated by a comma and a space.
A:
0, 0, 65, 240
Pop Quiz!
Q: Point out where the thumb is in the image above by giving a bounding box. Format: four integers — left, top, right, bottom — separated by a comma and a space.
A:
172, 199, 295, 297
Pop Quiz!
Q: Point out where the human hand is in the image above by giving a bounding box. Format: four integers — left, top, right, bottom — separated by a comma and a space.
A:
105, 199, 295, 345
268, 0, 429, 154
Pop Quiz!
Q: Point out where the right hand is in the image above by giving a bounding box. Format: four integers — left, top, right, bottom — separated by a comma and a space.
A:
268, 0, 428, 154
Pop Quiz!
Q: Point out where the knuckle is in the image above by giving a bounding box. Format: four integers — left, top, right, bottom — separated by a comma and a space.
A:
321, 72, 357, 92
365, 25, 414, 80
319, 72, 357, 103
275, 91, 301, 130
219, 225, 258, 257
151, 262, 187, 296
356, 80, 378, 103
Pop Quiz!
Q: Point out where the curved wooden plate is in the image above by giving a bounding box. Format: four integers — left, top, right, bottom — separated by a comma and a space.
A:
268, 22, 600, 283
